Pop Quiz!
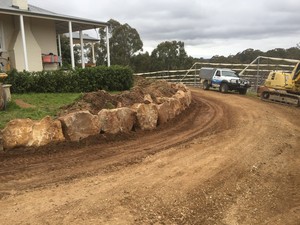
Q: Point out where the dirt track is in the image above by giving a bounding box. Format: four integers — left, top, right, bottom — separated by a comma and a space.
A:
0, 88, 299, 225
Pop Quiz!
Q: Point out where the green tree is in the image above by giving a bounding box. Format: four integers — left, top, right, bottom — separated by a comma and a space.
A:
210, 55, 228, 63
207, 46, 300, 64
94, 28, 108, 66
233, 48, 264, 63
285, 47, 300, 59
58, 35, 80, 67
150, 41, 192, 71
265, 48, 287, 58
97, 19, 143, 66
130, 52, 151, 73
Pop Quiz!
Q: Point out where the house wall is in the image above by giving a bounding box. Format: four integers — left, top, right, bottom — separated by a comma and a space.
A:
31, 18, 57, 56
31, 18, 58, 71
0, 14, 14, 68
12, 17, 43, 71
1, 14, 58, 72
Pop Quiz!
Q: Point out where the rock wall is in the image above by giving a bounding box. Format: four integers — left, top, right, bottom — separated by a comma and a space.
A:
0, 83, 192, 150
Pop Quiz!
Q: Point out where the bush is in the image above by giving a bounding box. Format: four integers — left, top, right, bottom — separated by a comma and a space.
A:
4, 66, 133, 93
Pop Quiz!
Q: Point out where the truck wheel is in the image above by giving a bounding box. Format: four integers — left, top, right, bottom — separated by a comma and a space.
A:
220, 83, 228, 93
203, 80, 210, 90
239, 88, 247, 95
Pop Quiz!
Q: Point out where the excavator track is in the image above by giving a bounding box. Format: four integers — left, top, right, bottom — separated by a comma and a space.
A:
260, 91, 300, 107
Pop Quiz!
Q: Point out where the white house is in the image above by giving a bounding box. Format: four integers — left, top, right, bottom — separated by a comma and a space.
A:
0, 0, 110, 72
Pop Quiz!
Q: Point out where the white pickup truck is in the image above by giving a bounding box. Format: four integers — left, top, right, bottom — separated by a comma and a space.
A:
199, 68, 251, 94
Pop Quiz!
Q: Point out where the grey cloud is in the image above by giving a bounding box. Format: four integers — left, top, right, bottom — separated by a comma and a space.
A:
29, 0, 300, 57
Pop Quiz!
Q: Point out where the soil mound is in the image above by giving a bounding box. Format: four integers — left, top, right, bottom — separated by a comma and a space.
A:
59, 77, 177, 116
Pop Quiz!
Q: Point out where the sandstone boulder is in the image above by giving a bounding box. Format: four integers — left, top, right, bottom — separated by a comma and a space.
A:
156, 97, 170, 104
169, 97, 182, 117
143, 94, 153, 104
29, 116, 65, 147
2, 119, 34, 149
131, 103, 158, 130
98, 108, 136, 134
170, 82, 188, 92
59, 111, 100, 141
157, 101, 171, 125
176, 83, 188, 92
2, 116, 64, 149
174, 90, 188, 108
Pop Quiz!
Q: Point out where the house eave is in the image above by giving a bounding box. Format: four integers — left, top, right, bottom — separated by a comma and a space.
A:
0, 7, 109, 33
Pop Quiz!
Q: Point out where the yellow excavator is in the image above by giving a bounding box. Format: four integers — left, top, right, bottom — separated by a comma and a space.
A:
257, 61, 300, 106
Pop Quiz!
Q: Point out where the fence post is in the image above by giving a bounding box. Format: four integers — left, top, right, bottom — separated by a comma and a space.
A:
256, 58, 260, 91
194, 64, 197, 86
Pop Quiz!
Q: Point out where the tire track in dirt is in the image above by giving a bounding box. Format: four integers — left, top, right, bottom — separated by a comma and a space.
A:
0, 90, 230, 193
0, 88, 299, 225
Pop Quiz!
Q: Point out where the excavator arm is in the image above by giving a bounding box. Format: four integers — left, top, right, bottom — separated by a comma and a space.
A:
291, 62, 300, 93
292, 62, 300, 80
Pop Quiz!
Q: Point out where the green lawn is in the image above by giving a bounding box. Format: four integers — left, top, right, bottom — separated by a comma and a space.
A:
0, 93, 82, 129
0, 90, 257, 130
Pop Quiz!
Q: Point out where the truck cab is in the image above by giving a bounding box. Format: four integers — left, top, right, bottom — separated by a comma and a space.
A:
199, 68, 251, 94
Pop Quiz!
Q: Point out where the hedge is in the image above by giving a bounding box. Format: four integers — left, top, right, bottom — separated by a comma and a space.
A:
4, 66, 133, 93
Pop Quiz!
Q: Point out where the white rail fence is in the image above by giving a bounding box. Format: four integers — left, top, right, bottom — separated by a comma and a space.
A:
134, 56, 299, 91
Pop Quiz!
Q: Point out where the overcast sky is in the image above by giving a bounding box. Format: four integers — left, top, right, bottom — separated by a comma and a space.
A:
29, 0, 300, 58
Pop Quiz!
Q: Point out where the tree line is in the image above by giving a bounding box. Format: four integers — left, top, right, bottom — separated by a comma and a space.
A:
60, 19, 300, 73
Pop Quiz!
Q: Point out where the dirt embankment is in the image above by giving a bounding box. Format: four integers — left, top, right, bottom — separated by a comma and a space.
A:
59, 77, 177, 115
0, 87, 299, 225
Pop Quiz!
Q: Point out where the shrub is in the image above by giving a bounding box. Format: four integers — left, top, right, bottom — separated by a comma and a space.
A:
5, 66, 133, 93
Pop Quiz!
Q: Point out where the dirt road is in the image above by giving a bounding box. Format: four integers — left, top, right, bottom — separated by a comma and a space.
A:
0, 88, 299, 225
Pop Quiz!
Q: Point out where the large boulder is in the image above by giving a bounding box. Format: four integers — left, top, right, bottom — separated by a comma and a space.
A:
157, 101, 171, 125
156, 97, 182, 119
169, 97, 182, 117
2, 116, 65, 149
131, 103, 158, 130
2, 119, 34, 149
170, 82, 188, 92
173, 90, 189, 110
29, 116, 65, 147
98, 108, 136, 134
59, 111, 100, 141
156, 96, 170, 105
143, 94, 153, 104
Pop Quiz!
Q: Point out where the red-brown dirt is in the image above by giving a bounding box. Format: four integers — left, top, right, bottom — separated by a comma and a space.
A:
59, 77, 177, 115
0, 88, 299, 225
14, 99, 35, 109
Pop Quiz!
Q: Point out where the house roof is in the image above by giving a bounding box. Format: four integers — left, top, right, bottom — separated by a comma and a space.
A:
0, 0, 109, 34
65, 32, 100, 44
